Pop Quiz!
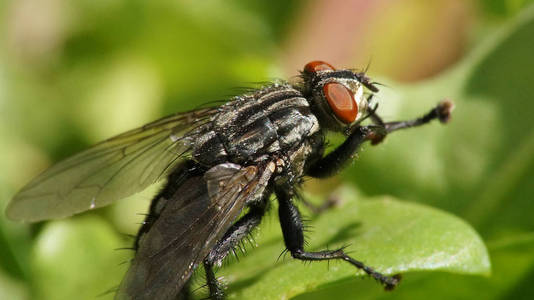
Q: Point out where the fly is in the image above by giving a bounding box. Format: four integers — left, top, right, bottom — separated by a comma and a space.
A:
6, 60, 454, 299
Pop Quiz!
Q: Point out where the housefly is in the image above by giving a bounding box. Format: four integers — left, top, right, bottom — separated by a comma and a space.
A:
6, 60, 453, 299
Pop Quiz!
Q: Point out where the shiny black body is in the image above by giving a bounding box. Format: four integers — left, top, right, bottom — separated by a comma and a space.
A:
193, 84, 322, 167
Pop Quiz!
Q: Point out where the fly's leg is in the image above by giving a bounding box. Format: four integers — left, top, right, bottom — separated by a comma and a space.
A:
206, 203, 266, 264
367, 100, 454, 145
202, 203, 267, 299
203, 261, 224, 300
307, 125, 371, 178
276, 188, 400, 290
307, 100, 453, 178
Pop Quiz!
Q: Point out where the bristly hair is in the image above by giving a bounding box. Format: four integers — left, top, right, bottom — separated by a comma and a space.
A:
97, 286, 120, 298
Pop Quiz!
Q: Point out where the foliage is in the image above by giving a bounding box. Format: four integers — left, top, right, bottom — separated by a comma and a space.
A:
1, 1, 533, 299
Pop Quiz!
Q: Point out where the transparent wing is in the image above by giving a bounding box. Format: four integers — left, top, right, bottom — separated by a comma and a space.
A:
116, 162, 275, 300
6, 108, 217, 222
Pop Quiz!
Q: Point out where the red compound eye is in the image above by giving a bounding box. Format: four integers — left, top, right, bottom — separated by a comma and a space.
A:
304, 61, 335, 73
323, 82, 358, 124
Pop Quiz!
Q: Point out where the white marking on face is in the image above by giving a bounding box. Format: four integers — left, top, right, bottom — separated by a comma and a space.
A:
354, 85, 368, 120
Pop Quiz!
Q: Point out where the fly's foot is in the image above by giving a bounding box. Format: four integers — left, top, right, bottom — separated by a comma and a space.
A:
290, 247, 401, 291
436, 99, 455, 124
384, 274, 402, 291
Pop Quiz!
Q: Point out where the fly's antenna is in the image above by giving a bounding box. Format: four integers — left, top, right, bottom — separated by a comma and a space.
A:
364, 57, 373, 74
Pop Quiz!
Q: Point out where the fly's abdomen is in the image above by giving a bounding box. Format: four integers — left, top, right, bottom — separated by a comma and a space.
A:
192, 84, 320, 166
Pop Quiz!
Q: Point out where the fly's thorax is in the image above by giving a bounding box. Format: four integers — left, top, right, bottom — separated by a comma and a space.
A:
274, 138, 318, 186
192, 84, 321, 166
300, 61, 374, 133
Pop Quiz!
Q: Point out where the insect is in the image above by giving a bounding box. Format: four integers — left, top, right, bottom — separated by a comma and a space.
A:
6, 60, 453, 299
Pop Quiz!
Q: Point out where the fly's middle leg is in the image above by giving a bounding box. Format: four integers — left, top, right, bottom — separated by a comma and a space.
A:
276, 187, 400, 290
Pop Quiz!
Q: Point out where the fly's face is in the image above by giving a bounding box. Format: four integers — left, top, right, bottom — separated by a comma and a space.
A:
302, 60, 376, 132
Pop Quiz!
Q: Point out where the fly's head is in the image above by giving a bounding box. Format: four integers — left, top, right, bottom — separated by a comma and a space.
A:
301, 60, 378, 133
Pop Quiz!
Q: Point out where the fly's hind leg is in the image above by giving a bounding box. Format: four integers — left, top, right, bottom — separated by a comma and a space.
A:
276, 187, 400, 290
203, 261, 224, 300
202, 200, 268, 299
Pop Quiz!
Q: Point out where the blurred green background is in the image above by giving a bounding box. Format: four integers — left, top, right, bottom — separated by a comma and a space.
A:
1, 0, 534, 299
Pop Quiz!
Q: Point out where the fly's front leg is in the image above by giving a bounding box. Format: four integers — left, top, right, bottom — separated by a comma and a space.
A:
368, 100, 454, 145
203, 202, 267, 299
276, 187, 400, 290
307, 100, 453, 178
307, 125, 373, 178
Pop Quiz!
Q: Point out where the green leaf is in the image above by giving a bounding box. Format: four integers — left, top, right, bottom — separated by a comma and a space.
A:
194, 189, 489, 299
306, 232, 534, 300
291, 235, 534, 300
